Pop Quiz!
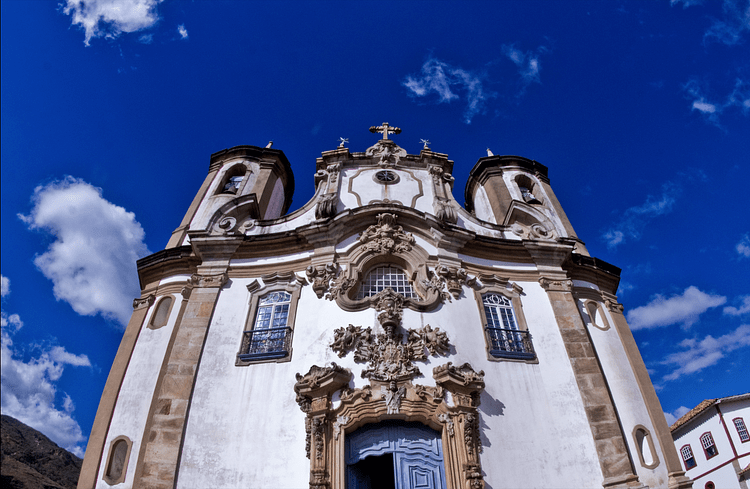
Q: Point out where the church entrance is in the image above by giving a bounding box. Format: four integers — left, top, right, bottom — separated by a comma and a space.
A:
345, 421, 446, 489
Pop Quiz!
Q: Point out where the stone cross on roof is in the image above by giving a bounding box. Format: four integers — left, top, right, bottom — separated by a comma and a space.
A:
369, 122, 401, 140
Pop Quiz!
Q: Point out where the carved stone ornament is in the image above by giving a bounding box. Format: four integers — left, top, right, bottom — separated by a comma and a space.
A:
435, 265, 476, 299
429, 166, 458, 224
132, 294, 155, 310
294, 357, 487, 489
358, 213, 415, 255
315, 193, 338, 220
365, 139, 407, 167
306, 263, 339, 299
510, 222, 556, 240
330, 320, 450, 384
187, 272, 228, 289
538, 277, 573, 292
433, 199, 458, 224
605, 298, 625, 314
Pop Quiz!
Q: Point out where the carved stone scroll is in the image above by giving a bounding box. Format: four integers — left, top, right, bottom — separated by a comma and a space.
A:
187, 272, 228, 289
436, 265, 476, 299
132, 294, 155, 310
538, 276, 573, 292
306, 263, 339, 299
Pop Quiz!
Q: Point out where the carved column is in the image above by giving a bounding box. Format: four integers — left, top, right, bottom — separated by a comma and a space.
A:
602, 294, 693, 489
539, 277, 646, 489
434, 362, 486, 489
294, 364, 352, 489
132, 273, 227, 489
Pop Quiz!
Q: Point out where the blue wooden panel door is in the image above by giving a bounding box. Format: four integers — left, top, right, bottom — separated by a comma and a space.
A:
346, 421, 446, 489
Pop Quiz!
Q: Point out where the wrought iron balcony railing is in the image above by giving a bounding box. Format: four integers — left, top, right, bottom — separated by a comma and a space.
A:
485, 326, 536, 360
238, 327, 291, 361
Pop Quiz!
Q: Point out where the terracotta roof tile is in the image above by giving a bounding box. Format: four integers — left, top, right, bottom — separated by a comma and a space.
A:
670, 392, 750, 433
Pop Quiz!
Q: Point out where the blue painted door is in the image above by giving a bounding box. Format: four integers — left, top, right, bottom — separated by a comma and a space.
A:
346, 421, 446, 489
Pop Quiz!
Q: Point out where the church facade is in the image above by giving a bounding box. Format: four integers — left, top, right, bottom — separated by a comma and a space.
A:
78, 125, 693, 489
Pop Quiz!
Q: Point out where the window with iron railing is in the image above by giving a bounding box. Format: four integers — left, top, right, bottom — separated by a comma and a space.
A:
238, 291, 292, 361
482, 293, 535, 360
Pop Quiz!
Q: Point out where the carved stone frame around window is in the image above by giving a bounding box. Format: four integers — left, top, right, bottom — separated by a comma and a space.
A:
103, 435, 132, 485
472, 274, 535, 363
235, 272, 303, 366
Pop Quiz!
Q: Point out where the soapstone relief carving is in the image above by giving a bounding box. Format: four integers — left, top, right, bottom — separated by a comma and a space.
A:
420, 273, 451, 302
306, 263, 339, 299
381, 384, 407, 414
333, 415, 350, 440
438, 413, 454, 436
429, 165, 458, 224
358, 213, 415, 255
435, 265, 476, 299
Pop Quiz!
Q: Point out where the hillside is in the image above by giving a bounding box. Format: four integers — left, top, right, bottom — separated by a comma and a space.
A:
1, 415, 82, 489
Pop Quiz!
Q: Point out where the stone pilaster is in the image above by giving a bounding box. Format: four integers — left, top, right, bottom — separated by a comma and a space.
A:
132, 273, 227, 489
540, 277, 645, 489
604, 295, 693, 489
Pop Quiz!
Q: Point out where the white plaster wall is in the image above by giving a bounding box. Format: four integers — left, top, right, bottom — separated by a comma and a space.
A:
177, 272, 606, 488
582, 299, 671, 488
338, 168, 435, 215
95, 293, 181, 489
471, 186, 497, 224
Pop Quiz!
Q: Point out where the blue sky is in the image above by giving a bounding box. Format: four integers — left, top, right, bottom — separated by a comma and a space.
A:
1, 0, 749, 457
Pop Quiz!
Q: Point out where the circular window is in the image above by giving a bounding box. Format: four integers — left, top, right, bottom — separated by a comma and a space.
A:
374, 170, 399, 184
705, 482, 715, 489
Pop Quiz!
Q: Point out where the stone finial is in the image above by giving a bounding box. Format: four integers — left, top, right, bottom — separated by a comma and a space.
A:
338, 137, 348, 148
265, 141, 273, 148
486, 148, 493, 156
421, 139, 430, 149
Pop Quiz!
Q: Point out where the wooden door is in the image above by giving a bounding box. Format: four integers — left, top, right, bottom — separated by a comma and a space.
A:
346, 421, 446, 489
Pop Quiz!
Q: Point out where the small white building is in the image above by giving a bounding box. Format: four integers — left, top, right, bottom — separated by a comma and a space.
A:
78, 125, 694, 489
671, 394, 750, 489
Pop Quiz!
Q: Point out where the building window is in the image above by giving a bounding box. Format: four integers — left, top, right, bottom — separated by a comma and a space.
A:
681, 444, 696, 470
238, 289, 296, 364
148, 296, 173, 330
632, 425, 659, 469
700, 432, 718, 459
103, 436, 132, 485
356, 265, 418, 300
734, 418, 749, 442
481, 292, 535, 360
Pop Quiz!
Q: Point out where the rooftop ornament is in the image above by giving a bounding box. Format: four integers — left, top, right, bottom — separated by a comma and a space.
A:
369, 122, 401, 140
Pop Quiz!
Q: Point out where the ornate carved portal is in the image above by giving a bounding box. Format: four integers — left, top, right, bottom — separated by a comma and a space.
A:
295, 295, 487, 489
295, 361, 486, 489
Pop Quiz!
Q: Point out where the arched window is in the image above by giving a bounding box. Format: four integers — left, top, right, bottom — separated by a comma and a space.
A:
104, 436, 131, 485
700, 432, 718, 459
515, 175, 542, 205
734, 417, 749, 442
216, 164, 247, 195
238, 291, 293, 363
680, 444, 696, 470
356, 265, 418, 300
481, 293, 535, 360
149, 296, 173, 329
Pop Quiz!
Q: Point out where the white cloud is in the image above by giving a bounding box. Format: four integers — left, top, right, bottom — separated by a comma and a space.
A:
62, 0, 163, 46
403, 57, 491, 124
1, 292, 90, 457
502, 44, 547, 90
602, 181, 680, 248
704, 0, 750, 45
1, 275, 9, 298
662, 323, 750, 381
724, 296, 750, 315
627, 286, 727, 330
737, 234, 750, 257
684, 78, 750, 126
178, 24, 188, 40
20, 177, 149, 327
664, 405, 691, 425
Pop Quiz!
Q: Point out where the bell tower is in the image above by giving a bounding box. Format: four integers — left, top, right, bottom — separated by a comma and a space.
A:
166, 145, 294, 248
